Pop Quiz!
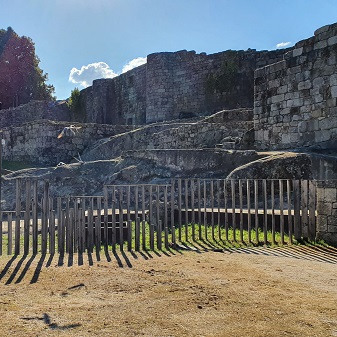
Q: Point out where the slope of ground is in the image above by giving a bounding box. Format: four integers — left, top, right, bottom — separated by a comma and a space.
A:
0, 246, 336, 337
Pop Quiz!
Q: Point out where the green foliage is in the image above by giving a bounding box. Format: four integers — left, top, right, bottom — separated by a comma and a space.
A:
67, 87, 83, 117
205, 53, 239, 95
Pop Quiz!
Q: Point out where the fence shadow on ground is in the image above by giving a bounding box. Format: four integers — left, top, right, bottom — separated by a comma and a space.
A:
0, 243, 337, 285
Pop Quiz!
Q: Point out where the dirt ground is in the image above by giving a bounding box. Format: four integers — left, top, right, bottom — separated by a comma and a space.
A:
0, 245, 336, 337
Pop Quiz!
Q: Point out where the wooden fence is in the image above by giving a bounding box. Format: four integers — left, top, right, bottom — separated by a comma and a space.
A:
0, 179, 317, 256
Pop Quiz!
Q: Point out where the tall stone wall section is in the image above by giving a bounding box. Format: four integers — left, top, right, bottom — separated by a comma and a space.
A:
254, 23, 337, 150
81, 49, 288, 125
2, 120, 133, 166
0, 100, 71, 128
316, 180, 337, 245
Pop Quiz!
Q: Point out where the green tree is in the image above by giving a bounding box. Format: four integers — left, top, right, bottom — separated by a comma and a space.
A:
67, 87, 82, 115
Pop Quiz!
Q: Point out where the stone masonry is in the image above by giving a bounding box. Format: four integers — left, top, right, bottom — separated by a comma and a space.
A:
254, 23, 337, 150
80, 48, 289, 125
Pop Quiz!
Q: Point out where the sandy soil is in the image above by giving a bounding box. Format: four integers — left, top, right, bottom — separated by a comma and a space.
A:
0, 245, 336, 337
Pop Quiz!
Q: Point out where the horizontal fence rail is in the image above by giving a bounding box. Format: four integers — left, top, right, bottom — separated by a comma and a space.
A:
0, 178, 318, 256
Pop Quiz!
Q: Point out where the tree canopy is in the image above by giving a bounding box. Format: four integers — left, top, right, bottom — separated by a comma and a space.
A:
0, 27, 55, 109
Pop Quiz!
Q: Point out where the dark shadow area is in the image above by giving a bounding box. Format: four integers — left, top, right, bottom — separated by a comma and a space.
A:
67, 253, 74, 267
0, 255, 18, 281
121, 251, 132, 268
30, 253, 46, 284
138, 251, 149, 260
21, 313, 81, 331
57, 253, 64, 267
130, 251, 138, 259
46, 253, 55, 268
112, 250, 123, 267
15, 254, 37, 284
6, 255, 28, 285
104, 247, 111, 262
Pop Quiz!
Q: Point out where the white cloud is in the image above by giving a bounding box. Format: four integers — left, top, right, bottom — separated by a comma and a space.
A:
276, 41, 292, 49
122, 57, 147, 73
69, 62, 118, 87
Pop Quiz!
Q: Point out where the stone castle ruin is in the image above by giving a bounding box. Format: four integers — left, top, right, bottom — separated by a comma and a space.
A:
0, 22, 337, 243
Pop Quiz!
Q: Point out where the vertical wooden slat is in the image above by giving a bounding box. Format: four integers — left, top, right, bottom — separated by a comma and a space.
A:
15, 178, 21, 255
142, 185, 147, 250
156, 185, 161, 245
164, 218, 169, 249
271, 180, 276, 245
42, 181, 50, 254
135, 185, 139, 224
301, 180, 309, 239
293, 180, 301, 241
263, 180, 268, 245
191, 179, 195, 240
247, 180, 251, 244
178, 179, 182, 241
197, 179, 202, 240
217, 180, 221, 241
126, 185, 131, 223
65, 197, 70, 253
32, 181, 38, 255
308, 181, 316, 242
74, 197, 78, 253
224, 180, 229, 241
254, 180, 259, 243
95, 215, 100, 252
231, 180, 236, 242
97, 197, 102, 251
210, 180, 215, 241
135, 217, 140, 251
164, 185, 168, 241
67, 208, 73, 254
127, 219, 132, 251
59, 210, 65, 255
7, 213, 13, 255
24, 179, 31, 255
157, 220, 162, 250
184, 179, 189, 241
49, 210, 55, 254
88, 198, 94, 252
203, 180, 208, 240
103, 187, 109, 248
239, 179, 244, 243
119, 193, 124, 251
279, 180, 285, 245
111, 188, 116, 251
170, 180, 176, 245
149, 185, 154, 250
287, 180, 293, 244
77, 207, 82, 253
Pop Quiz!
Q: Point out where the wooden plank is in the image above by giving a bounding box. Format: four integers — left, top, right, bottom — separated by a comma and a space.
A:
287, 180, 293, 244
119, 193, 124, 251
184, 179, 188, 241
74, 197, 78, 253
164, 218, 169, 249
149, 185, 154, 250
7, 213, 13, 255
247, 180, 251, 244
111, 188, 116, 251
263, 179, 268, 245
142, 185, 147, 250
32, 181, 38, 255
135, 185, 139, 223
127, 219, 132, 251
271, 180, 276, 244
88, 199, 94, 253
178, 179, 182, 241
164, 185, 168, 241
224, 180, 229, 241
43, 181, 50, 254
157, 220, 162, 250
231, 180, 236, 242
293, 180, 301, 241
65, 197, 70, 253
59, 210, 65, 255
210, 180, 215, 241
239, 179, 243, 243
191, 179, 195, 240
203, 180, 207, 240
279, 180, 285, 245
24, 179, 31, 255
97, 197, 102, 251
135, 217, 140, 251
104, 186, 109, 248
308, 181, 316, 242
156, 185, 161, 245
95, 215, 100, 253
197, 179, 202, 240
126, 185, 131, 222
77, 207, 82, 253
49, 210, 56, 255
217, 180, 221, 241
301, 180, 309, 240
170, 180, 176, 245
254, 180, 259, 243
15, 178, 21, 255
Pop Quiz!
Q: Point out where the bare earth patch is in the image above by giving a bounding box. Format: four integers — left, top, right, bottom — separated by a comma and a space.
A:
0, 246, 336, 337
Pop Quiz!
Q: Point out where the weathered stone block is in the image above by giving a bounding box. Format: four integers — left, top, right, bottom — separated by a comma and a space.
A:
324, 188, 337, 202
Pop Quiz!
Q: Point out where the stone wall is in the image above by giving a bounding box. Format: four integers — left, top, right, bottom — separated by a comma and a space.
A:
80, 49, 288, 125
0, 100, 71, 128
2, 120, 133, 166
254, 23, 337, 150
316, 180, 337, 245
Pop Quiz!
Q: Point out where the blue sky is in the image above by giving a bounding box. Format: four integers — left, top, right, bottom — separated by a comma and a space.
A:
1, 0, 337, 99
